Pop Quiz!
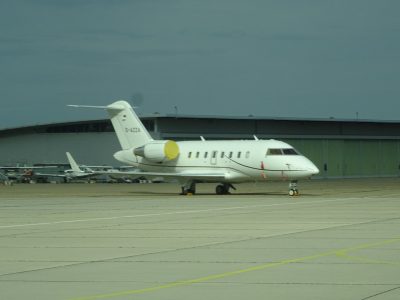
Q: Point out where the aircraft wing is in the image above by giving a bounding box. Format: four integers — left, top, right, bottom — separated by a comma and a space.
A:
81, 165, 114, 169
95, 170, 226, 181
0, 166, 57, 169
35, 173, 67, 178
35, 172, 101, 179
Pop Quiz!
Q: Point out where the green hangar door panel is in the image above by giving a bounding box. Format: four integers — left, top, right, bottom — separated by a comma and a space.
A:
380, 141, 400, 176
324, 140, 344, 178
360, 140, 380, 176
343, 140, 361, 177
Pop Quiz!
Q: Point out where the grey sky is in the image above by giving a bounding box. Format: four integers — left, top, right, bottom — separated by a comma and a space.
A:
1, 0, 399, 129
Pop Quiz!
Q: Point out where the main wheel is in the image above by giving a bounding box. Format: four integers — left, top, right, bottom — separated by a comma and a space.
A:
216, 185, 225, 195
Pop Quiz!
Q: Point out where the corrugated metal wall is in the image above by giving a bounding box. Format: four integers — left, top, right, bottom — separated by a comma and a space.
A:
284, 139, 400, 178
2, 118, 400, 178
0, 133, 121, 166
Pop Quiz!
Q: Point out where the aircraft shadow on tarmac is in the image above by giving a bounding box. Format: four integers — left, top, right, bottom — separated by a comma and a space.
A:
124, 191, 317, 197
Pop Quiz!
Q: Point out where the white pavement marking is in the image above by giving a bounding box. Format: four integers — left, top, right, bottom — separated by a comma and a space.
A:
0, 197, 365, 229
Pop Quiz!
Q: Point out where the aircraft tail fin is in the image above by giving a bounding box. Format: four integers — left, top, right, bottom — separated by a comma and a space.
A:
106, 100, 153, 150
66, 152, 82, 172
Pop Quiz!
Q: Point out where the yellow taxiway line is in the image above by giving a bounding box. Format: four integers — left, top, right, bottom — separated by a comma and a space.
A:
70, 237, 400, 300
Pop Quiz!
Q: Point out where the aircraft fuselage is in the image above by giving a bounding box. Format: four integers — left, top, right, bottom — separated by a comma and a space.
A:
114, 139, 319, 183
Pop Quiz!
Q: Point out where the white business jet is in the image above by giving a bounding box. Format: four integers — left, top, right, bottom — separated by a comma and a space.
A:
70, 100, 319, 195
37, 152, 140, 183
37, 152, 98, 182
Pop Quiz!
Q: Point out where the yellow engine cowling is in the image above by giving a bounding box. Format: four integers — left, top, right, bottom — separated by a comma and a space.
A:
134, 140, 180, 162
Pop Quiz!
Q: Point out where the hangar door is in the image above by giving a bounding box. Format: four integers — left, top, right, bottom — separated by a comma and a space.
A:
284, 139, 400, 178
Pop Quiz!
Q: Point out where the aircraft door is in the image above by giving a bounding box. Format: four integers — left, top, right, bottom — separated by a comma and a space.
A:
211, 151, 218, 165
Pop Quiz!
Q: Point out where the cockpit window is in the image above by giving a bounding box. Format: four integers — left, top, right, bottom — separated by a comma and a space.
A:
267, 149, 283, 155
267, 148, 299, 155
282, 148, 299, 155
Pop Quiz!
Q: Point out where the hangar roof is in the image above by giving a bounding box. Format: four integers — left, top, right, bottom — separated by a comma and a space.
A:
1, 114, 400, 140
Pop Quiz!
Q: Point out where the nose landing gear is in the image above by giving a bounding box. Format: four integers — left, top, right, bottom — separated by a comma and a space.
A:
289, 180, 299, 196
181, 181, 196, 195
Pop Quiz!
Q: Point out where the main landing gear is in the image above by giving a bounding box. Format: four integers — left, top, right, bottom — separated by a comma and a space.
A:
215, 183, 236, 195
180, 182, 236, 195
289, 180, 299, 196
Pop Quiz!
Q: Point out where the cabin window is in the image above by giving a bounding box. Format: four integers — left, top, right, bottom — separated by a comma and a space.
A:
212, 151, 217, 158
204, 152, 208, 158
196, 152, 200, 158
229, 152, 233, 158
237, 151, 241, 159
188, 152, 192, 158
245, 151, 250, 158
220, 151, 225, 158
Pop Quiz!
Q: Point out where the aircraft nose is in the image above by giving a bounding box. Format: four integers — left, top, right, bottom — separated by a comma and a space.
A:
308, 163, 319, 175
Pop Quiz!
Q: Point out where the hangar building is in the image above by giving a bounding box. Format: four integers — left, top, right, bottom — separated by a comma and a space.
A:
1, 114, 400, 178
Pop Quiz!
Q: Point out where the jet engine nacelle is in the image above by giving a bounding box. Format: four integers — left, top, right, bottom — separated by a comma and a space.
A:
134, 140, 180, 163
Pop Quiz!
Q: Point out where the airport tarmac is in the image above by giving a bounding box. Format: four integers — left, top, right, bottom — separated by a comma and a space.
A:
0, 178, 399, 300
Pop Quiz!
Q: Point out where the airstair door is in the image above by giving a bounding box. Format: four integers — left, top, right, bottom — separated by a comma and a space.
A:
211, 151, 218, 165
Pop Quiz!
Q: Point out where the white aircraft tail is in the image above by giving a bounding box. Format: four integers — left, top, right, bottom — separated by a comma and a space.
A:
106, 100, 153, 150
66, 152, 82, 172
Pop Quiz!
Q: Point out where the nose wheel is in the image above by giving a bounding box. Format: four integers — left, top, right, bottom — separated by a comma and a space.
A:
289, 180, 299, 196
181, 181, 196, 195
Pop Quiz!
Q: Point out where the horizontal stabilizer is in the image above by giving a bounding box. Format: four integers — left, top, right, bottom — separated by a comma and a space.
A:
68, 105, 108, 109
68, 103, 137, 111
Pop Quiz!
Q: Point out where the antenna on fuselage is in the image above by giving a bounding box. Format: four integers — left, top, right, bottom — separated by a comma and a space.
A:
253, 135, 259, 141
200, 136, 206, 141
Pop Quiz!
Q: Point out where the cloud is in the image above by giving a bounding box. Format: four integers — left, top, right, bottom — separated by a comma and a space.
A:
1, 0, 400, 129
